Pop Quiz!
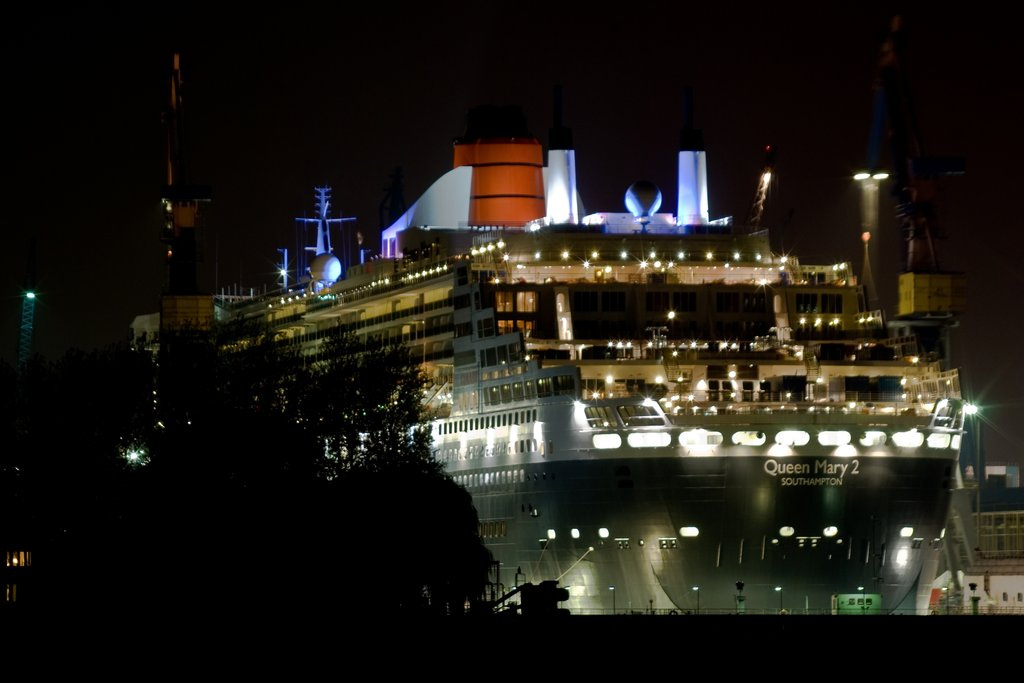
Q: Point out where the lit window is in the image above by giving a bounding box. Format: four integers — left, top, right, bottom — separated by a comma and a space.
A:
547, 529, 557, 540
679, 526, 699, 538
592, 434, 622, 449
892, 430, 924, 448
859, 430, 887, 447
779, 526, 795, 537
900, 526, 914, 538
598, 528, 609, 538
627, 432, 671, 448
731, 431, 766, 446
775, 430, 810, 447
681, 429, 724, 446
823, 526, 838, 537
571, 528, 580, 539
817, 431, 851, 446
927, 433, 951, 449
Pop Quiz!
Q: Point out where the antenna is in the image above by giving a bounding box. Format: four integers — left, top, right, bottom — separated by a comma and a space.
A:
295, 186, 355, 283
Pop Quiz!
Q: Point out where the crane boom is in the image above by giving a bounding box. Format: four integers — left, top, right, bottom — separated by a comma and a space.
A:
872, 16, 966, 368
874, 16, 964, 274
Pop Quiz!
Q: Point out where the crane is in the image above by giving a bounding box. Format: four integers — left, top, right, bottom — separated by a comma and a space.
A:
873, 16, 964, 275
159, 53, 214, 334
870, 16, 966, 365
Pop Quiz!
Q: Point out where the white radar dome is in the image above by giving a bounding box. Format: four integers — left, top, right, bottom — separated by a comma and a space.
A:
310, 253, 342, 285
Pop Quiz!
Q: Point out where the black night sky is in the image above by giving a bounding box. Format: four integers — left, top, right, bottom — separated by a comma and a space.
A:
3, 4, 1022, 467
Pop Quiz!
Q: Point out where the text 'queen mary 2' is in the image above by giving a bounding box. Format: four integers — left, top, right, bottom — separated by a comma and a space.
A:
244, 98, 966, 614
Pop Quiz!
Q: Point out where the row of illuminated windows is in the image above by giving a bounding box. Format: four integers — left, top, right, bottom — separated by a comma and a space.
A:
295, 318, 453, 355
480, 525, 699, 545
590, 428, 961, 450
479, 341, 524, 368
481, 363, 527, 383
340, 299, 452, 334
978, 511, 1024, 554
570, 290, 767, 316
483, 375, 575, 407
479, 521, 508, 539
609, 537, 679, 550
438, 409, 538, 435
454, 469, 531, 489
586, 404, 665, 428
438, 439, 543, 462
495, 290, 538, 313
497, 319, 535, 336
581, 378, 650, 399
4, 551, 30, 568
534, 528, 691, 547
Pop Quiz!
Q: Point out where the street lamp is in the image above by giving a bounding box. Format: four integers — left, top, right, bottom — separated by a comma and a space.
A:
853, 171, 888, 311
277, 247, 289, 291
609, 585, 616, 615
965, 403, 981, 548
775, 585, 783, 613
692, 585, 700, 615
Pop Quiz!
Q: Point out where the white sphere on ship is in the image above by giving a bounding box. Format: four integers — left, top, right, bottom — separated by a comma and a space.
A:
310, 253, 341, 285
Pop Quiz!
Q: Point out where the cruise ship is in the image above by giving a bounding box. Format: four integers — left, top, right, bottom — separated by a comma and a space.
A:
214, 92, 968, 615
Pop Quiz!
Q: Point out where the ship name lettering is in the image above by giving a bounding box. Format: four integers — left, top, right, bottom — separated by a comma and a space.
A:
766, 459, 861, 486
763, 459, 811, 477
814, 459, 848, 477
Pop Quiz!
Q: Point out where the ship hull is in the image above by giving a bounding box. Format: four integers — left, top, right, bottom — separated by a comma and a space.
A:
467, 452, 953, 614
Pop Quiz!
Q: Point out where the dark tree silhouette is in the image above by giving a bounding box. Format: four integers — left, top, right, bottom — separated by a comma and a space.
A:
6, 326, 490, 618
303, 333, 440, 477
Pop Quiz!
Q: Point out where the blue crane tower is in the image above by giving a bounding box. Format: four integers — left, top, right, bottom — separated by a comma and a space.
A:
17, 238, 37, 368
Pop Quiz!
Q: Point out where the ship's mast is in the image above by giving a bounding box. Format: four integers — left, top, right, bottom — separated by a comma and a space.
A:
295, 186, 354, 281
